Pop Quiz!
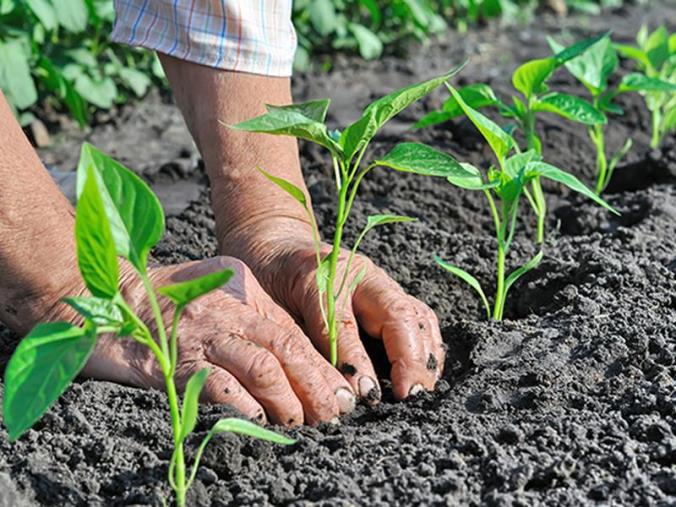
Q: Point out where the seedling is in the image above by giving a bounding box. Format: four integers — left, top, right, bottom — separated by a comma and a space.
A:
549, 33, 676, 193
615, 25, 676, 149
2, 144, 294, 507
402, 86, 618, 319
416, 34, 608, 243
230, 63, 467, 366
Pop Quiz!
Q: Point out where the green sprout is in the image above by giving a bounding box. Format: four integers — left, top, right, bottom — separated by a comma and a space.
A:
408, 86, 618, 320
230, 63, 467, 366
416, 34, 608, 244
2, 144, 294, 507
614, 25, 676, 149
549, 33, 676, 193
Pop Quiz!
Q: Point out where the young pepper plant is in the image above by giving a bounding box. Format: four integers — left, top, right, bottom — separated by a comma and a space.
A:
230, 63, 467, 366
549, 34, 676, 193
2, 144, 294, 507
395, 86, 618, 320
614, 25, 676, 149
415, 34, 608, 244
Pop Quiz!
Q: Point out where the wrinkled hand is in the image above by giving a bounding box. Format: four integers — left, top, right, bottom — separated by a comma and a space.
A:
80, 257, 356, 426
235, 237, 445, 403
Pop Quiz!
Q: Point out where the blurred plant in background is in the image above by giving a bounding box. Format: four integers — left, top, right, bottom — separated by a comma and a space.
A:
0, 0, 165, 127
0, 0, 626, 127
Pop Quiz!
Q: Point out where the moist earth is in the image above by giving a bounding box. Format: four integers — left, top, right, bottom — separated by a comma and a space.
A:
2, 2, 676, 506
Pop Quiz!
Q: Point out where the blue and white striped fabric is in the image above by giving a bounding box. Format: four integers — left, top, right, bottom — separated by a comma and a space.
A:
111, 0, 297, 77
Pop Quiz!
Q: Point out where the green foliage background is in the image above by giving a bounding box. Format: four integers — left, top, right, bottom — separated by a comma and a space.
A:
0, 0, 622, 126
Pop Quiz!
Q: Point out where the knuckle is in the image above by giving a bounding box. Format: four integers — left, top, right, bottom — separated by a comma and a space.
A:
246, 349, 283, 390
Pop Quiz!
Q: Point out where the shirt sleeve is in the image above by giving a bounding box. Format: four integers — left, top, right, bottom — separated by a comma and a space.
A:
111, 0, 297, 77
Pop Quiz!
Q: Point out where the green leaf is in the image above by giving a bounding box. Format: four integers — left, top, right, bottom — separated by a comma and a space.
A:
340, 62, 467, 161
503, 250, 543, 297
503, 150, 539, 179
76, 167, 119, 298
443, 83, 498, 116
619, 73, 676, 93
76, 143, 165, 274
55, 0, 88, 33
374, 142, 489, 189
414, 83, 498, 129
644, 26, 670, 71
526, 162, 619, 214
63, 296, 123, 327
208, 417, 296, 445
534, 92, 607, 125
267, 99, 331, 123
74, 74, 117, 109
512, 58, 557, 99
309, 0, 337, 36
553, 33, 609, 64
256, 167, 309, 210
349, 23, 383, 60
549, 35, 618, 93
158, 269, 234, 308
118, 67, 151, 97
614, 44, 650, 69
3, 322, 95, 441
0, 40, 38, 110
413, 110, 455, 129
363, 214, 416, 235
434, 256, 490, 319
230, 99, 339, 154
26, 0, 57, 30
447, 84, 514, 163
37, 57, 88, 127
180, 368, 209, 441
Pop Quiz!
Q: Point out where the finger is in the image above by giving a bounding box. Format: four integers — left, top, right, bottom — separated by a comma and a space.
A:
353, 265, 442, 400
241, 317, 342, 424
301, 290, 381, 405
189, 361, 268, 425
248, 294, 356, 414
204, 333, 305, 426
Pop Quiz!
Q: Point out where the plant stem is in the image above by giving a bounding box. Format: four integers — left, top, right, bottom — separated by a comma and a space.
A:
493, 242, 506, 321
166, 377, 186, 507
139, 275, 186, 506
524, 109, 546, 243
591, 124, 607, 195
650, 110, 661, 149
531, 178, 546, 244
326, 181, 349, 366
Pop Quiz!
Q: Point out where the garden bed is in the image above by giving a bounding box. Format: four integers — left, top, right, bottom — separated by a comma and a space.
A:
2, 2, 675, 505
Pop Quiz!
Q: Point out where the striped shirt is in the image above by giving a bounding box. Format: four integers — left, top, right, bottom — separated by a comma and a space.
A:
112, 0, 297, 77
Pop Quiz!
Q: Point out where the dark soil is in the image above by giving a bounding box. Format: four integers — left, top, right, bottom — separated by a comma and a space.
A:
2, 2, 676, 506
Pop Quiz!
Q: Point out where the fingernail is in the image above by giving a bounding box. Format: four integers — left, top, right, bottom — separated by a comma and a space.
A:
335, 387, 356, 414
358, 376, 381, 404
409, 384, 424, 397
329, 417, 340, 425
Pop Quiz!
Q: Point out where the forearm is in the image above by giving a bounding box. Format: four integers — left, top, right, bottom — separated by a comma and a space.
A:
159, 55, 315, 259
0, 92, 83, 334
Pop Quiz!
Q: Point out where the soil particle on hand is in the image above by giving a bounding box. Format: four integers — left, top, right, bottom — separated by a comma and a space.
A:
2, 2, 676, 506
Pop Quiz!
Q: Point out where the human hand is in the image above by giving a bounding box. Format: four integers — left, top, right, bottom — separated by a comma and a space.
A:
224, 227, 445, 403
80, 257, 356, 426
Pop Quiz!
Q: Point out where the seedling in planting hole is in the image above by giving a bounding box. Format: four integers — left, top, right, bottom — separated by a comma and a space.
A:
614, 25, 676, 149
415, 34, 608, 244
2, 144, 294, 507
230, 62, 466, 366
401, 86, 618, 320
549, 33, 676, 193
